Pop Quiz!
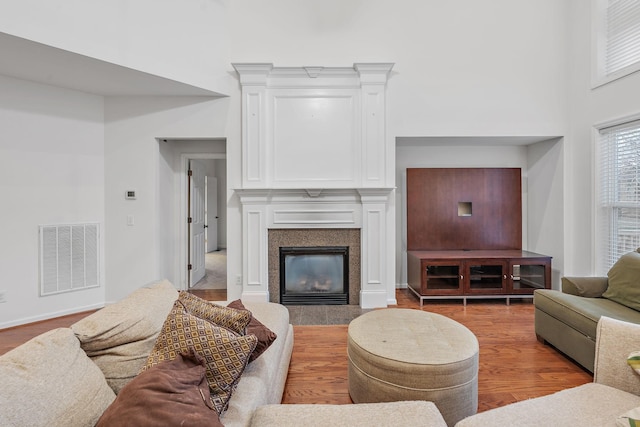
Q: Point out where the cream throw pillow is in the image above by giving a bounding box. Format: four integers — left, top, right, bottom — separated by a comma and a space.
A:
71, 279, 178, 393
72, 279, 178, 352
0, 328, 115, 427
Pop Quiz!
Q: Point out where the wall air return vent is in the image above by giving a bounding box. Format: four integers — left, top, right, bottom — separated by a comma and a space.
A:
39, 223, 100, 296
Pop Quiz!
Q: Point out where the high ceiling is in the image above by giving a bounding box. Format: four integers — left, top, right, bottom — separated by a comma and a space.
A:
0, 32, 224, 97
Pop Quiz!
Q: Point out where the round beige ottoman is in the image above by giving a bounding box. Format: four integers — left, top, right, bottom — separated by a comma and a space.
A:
347, 309, 479, 427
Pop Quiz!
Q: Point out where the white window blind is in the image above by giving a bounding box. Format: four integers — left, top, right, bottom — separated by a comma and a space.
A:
604, 0, 640, 77
597, 119, 640, 272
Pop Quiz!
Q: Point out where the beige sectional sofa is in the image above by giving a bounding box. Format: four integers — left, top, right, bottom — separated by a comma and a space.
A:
9, 275, 640, 426
0, 280, 447, 427
455, 316, 640, 426
0, 280, 294, 427
534, 249, 640, 372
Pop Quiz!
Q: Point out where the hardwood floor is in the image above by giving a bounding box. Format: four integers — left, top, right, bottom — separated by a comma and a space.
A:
0, 289, 592, 413
281, 289, 592, 412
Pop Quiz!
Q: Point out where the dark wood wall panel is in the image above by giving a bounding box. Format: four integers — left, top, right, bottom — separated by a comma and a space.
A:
406, 168, 522, 251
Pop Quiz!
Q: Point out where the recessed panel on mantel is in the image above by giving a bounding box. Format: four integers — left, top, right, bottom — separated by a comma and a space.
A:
272, 92, 359, 186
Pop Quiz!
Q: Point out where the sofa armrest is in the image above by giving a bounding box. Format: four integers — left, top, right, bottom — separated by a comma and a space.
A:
594, 316, 640, 396
561, 276, 609, 297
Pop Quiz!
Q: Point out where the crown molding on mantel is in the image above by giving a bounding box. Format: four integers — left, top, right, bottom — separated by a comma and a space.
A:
234, 187, 395, 203
232, 63, 394, 87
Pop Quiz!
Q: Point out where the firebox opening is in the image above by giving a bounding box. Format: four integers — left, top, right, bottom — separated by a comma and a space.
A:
279, 246, 349, 305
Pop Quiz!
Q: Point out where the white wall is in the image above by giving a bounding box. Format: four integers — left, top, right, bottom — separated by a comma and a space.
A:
565, 0, 640, 275
3, 0, 619, 325
526, 138, 565, 287
228, 0, 568, 137
104, 97, 236, 303
0, 0, 230, 93
0, 75, 105, 328
215, 159, 228, 249
228, 0, 569, 291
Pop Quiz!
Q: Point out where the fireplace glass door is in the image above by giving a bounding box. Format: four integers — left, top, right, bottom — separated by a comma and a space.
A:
280, 246, 348, 305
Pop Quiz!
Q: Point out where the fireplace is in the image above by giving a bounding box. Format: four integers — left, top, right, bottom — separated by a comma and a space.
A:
279, 246, 349, 305
268, 228, 361, 305
234, 63, 395, 308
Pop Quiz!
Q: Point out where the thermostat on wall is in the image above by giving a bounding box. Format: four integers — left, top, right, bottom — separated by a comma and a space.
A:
125, 190, 136, 200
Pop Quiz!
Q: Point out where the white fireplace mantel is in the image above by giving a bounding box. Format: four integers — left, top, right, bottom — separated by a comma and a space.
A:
233, 63, 396, 308
236, 188, 393, 308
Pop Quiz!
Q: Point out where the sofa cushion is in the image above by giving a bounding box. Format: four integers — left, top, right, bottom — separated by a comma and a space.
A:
562, 276, 609, 298
249, 401, 447, 427
142, 300, 258, 414
534, 289, 640, 341
0, 328, 116, 427
455, 383, 640, 427
178, 291, 252, 335
71, 279, 178, 352
86, 335, 159, 393
603, 251, 640, 311
71, 279, 178, 392
97, 352, 222, 427
228, 299, 277, 362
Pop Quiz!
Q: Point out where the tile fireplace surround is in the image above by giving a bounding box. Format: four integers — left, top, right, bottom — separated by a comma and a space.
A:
268, 228, 361, 305
234, 63, 396, 308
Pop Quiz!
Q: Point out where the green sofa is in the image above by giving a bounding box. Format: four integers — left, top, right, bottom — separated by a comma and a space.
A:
534, 250, 640, 372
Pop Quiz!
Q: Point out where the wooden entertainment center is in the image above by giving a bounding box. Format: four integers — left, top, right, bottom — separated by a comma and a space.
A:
406, 168, 551, 305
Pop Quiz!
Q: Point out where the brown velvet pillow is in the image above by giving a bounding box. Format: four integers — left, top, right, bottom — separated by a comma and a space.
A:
227, 299, 278, 362
97, 352, 223, 427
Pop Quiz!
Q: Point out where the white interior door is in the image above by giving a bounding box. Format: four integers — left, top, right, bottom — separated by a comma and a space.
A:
206, 176, 218, 252
189, 160, 206, 286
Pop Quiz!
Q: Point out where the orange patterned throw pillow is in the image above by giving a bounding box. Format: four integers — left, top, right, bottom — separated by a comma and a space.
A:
142, 300, 258, 414
177, 291, 252, 335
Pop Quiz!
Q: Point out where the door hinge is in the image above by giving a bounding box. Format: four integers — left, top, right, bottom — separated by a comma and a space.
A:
188, 169, 193, 177
188, 217, 192, 223
188, 264, 193, 271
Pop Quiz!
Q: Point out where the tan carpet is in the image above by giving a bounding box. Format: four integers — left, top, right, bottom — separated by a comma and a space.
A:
192, 250, 226, 289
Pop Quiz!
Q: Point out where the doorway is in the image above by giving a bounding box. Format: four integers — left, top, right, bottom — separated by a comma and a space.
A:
158, 137, 227, 297
187, 158, 227, 292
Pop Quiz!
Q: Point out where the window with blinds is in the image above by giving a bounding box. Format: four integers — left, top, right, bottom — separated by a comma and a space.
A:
597, 119, 640, 273
594, 0, 640, 85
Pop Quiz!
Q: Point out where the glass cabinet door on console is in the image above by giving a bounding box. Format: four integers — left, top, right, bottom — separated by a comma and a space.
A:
421, 261, 463, 295
465, 261, 506, 295
508, 258, 550, 294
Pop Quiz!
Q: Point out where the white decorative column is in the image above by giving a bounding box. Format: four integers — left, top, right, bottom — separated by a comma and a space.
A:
355, 63, 393, 187
358, 189, 393, 308
236, 190, 270, 302
233, 64, 272, 188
